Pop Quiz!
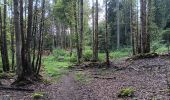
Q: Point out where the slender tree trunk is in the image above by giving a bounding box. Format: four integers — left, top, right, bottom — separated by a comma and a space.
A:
70, 28, 73, 57
32, 0, 38, 70
94, 0, 99, 61
75, 0, 80, 64
24, 0, 33, 76
116, 0, 120, 50
92, 0, 95, 60
10, 3, 15, 71
20, 0, 27, 75
1, 0, 10, 72
79, 0, 83, 61
36, 0, 45, 75
105, 0, 109, 66
136, 0, 140, 54
13, 0, 23, 78
130, 0, 135, 55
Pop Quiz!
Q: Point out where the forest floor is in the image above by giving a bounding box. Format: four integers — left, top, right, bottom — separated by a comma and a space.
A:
1, 56, 170, 100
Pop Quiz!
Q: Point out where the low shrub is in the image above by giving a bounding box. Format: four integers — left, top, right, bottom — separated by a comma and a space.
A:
118, 87, 135, 97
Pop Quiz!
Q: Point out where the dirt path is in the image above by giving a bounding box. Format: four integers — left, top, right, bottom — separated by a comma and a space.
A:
46, 72, 96, 100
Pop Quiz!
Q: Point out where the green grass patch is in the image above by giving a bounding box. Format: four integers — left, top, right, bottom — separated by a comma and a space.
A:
74, 71, 91, 84
110, 48, 131, 59
155, 45, 168, 53
43, 55, 71, 79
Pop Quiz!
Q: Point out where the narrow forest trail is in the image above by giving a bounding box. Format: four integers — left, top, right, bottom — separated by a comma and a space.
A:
46, 71, 96, 100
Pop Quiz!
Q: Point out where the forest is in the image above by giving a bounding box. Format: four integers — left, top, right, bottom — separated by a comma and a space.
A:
0, 0, 170, 99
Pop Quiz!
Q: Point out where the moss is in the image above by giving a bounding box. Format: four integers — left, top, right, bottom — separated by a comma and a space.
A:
32, 92, 44, 99
118, 87, 135, 98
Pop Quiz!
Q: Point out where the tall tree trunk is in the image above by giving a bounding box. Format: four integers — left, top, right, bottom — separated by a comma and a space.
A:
92, 0, 95, 60
75, 0, 80, 64
141, 0, 150, 53
32, 0, 38, 70
130, 0, 135, 55
24, 0, 33, 76
10, 2, 15, 71
94, 0, 99, 61
20, 0, 26, 75
105, 0, 109, 66
116, 0, 120, 49
1, 0, 10, 72
79, 0, 83, 61
13, 0, 23, 78
36, 0, 45, 75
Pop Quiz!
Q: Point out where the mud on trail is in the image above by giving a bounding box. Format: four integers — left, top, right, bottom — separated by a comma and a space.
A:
1, 57, 170, 100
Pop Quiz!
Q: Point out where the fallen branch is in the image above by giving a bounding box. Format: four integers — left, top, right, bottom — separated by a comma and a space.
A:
91, 75, 116, 80
0, 86, 34, 92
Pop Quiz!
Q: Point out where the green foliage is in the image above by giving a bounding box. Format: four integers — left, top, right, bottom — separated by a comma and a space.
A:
151, 42, 161, 53
83, 49, 93, 61
118, 87, 135, 97
156, 45, 168, 53
110, 48, 130, 59
74, 71, 91, 84
70, 54, 77, 63
162, 29, 170, 45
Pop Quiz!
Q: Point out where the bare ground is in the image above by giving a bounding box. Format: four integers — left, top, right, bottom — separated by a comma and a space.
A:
1, 57, 170, 100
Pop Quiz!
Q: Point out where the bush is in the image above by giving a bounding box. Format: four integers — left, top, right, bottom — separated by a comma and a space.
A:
162, 29, 170, 44
53, 49, 69, 59
70, 54, 77, 63
83, 50, 93, 61
151, 42, 161, 53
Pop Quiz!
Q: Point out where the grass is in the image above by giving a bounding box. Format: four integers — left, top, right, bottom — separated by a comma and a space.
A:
110, 48, 131, 59
74, 71, 91, 84
42, 55, 71, 79
155, 45, 168, 53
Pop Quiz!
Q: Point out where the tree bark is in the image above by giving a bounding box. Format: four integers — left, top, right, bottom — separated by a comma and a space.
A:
36, 0, 45, 75
1, 0, 10, 72
105, 0, 110, 66
13, 0, 23, 78
141, 0, 150, 53
79, 0, 83, 61
24, 0, 34, 76
94, 0, 99, 61
75, 0, 80, 64
10, 2, 15, 71
116, 0, 120, 50
92, 0, 95, 60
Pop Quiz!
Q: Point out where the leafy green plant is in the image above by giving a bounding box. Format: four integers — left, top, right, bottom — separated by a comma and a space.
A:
118, 87, 135, 97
